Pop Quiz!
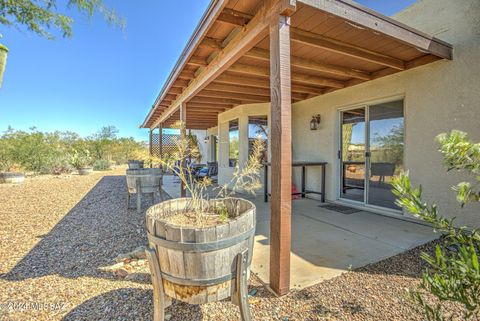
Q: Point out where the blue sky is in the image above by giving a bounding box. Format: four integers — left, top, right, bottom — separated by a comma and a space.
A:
0, 0, 415, 141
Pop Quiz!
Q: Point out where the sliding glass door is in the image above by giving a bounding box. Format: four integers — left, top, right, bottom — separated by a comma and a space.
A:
339, 100, 404, 211
340, 107, 366, 202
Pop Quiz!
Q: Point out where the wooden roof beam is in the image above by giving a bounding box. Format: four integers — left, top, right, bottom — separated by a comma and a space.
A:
290, 28, 405, 70
187, 56, 208, 67
217, 8, 251, 26
177, 71, 196, 80
228, 63, 345, 88
206, 82, 308, 101
155, 0, 297, 126
215, 73, 324, 95
196, 90, 269, 102
298, 0, 452, 60
209, 8, 404, 72
199, 37, 223, 50
245, 47, 371, 80
186, 103, 231, 109
323, 54, 443, 95
189, 96, 242, 105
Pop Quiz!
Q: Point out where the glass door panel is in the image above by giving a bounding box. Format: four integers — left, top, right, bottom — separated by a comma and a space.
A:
340, 108, 366, 202
367, 100, 404, 209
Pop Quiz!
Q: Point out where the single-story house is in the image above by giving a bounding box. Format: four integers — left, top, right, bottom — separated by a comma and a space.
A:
141, 0, 480, 295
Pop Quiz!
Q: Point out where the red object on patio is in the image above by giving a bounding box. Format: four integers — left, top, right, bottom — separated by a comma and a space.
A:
292, 183, 301, 200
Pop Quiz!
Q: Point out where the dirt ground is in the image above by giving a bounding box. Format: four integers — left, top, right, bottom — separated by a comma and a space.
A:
0, 169, 462, 320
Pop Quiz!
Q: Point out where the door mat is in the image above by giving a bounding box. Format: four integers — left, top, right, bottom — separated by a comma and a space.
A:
319, 204, 361, 214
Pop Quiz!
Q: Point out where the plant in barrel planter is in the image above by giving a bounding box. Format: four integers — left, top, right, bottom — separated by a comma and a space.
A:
145, 122, 264, 321
70, 149, 93, 175
0, 44, 8, 88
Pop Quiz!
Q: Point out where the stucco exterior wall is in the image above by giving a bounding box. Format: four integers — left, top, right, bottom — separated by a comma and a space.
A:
210, 0, 480, 227
189, 129, 208, 163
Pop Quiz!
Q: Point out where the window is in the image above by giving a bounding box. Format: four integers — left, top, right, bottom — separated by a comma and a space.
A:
229, 119, 239, 167
248, 116, 268, 163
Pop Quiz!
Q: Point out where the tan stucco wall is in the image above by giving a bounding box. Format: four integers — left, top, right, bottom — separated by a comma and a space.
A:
212, 0, 480, 227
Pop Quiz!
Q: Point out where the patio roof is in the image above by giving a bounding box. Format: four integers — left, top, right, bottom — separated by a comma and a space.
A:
141, 0, 452, 130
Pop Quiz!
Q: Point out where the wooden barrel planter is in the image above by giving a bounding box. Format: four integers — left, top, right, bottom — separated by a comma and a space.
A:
145, 197, 256, 321
128, 160, 144, 169
0, 172, 25, 184
77, 167, 93, 175
126, 168, 162, 213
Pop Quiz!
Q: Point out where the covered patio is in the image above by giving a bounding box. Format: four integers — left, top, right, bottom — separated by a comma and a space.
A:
142, 0, 452, 295
161, 175, 436, 289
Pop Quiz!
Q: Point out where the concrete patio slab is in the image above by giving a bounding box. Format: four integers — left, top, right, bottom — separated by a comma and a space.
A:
161, 175, 437, 289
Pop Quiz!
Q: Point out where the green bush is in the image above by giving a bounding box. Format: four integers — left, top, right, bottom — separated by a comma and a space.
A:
0, 126, 147, 174
69, 149, 92, 169
42, 154, 74, 175
93, 159, 110, 171
392, 130, 480, 321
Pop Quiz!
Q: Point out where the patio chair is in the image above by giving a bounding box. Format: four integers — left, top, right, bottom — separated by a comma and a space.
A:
196, 162, 218, 182
370, 162, 396, 182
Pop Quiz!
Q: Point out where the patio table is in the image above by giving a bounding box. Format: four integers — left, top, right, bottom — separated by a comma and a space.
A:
263, 161, 327, 203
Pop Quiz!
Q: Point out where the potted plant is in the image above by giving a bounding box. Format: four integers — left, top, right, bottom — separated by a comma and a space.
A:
145, 122, 264, 321
70, 149, 93, 175
0, 44, 8, 88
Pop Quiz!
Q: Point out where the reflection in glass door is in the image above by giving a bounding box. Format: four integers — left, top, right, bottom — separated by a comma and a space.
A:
339, 100, 404, 211
340, 108, 366, 202
367, 101, 404, 209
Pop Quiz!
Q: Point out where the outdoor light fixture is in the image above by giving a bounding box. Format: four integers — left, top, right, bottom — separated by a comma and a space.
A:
204, 136, 210, 144
310, 114, 321, 130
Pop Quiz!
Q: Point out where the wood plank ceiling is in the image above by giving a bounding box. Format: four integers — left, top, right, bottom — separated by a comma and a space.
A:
143, 0, 451, 130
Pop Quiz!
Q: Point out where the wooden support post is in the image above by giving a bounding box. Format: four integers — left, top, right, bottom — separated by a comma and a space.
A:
180, 102, 187, 198
159, 123, 163, 160
149, 129, 153, 156
269, 14, 292, 296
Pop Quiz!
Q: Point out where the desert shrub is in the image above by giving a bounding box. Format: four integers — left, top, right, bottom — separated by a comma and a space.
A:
0, 126, 148, 174
0, 130, 17, 172
7, 128, 58, 172
110, 136, 146, 164
69, 149, 93, 169
93, 159, 110, 171
392, 130, 480, 321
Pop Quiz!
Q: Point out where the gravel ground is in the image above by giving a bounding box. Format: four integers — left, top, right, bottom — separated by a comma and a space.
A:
0, 170, 463, 320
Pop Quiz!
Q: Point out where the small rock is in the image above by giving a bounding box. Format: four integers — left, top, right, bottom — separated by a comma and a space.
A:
115, 246, 147, 262
99, 262, 125, 272
115, 268, 129, 278
125, 272, 150, 282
